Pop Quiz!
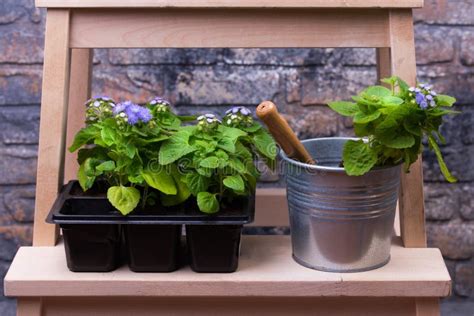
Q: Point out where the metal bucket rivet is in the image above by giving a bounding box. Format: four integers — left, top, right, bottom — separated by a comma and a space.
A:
280, 137, 400, 273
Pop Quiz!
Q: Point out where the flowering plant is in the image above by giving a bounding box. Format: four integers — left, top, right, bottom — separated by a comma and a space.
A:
158, 106, 276, 213
69, 96, 183, 215
328, 76, 459, 182
70, 98, 276, 215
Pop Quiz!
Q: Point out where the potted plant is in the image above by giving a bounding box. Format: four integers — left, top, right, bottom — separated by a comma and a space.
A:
54, 96, 186, 272
157, 107, 276, 272
280, 76, 458, 272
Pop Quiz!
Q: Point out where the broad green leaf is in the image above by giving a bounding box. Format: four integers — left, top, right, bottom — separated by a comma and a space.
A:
353, 110, 381, 124
242, 122, 262, 133
77, 146, 108, 164
96, 160, 115, 172
69, 126, 98, 152
159, 128, 197, 165
228, 157, 247, 174
217, 136, 236, 153
327, 101, 359, 117
428, 136, 457, 183
403, 117, 421, 136
197, 192, 219, 214
342, 140, 378, 176
218, 125, 247, 141
436, 95, 456, 107
200, 156, 219, 168
376, 118, 415, 149
107, 186, 140, 215
161, 166, 191, 206
141, 167, 177, 195
382, 96, 404, 106
100, 125, 118, 146
185, 173, 210, 195
77, 162, 94, 191
223, 174, 245, 192
253, 129, 277, 159
84, 158, 102, 177
363, 85, 391, 98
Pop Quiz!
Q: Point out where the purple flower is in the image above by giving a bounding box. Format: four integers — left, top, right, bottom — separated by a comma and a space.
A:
149, 96, 171, 106
114, 101, 151, 125
225, 106, 252, 116
113, 101, 131, 115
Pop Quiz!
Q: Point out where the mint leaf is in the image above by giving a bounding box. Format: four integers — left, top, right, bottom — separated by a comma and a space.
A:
141, 167, 177, 195
100, 125, 118, 146
107, 186, 140, 215
376, 118, 415, 149
161, 166, 191, 206
223, 174, 245, 192
342, 140, 378, 176
436, 95, 456, 107
185, 173, 210, 195
428, 136, 457, 183
197, 192, 219, 214
327, 101, 359, 117
353, 110, 381, 124
77, 162, 94, 191
363, 86, 391, 98
382, 96, 404, 106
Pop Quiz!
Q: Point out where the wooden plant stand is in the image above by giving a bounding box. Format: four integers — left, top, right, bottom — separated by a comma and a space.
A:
5, 1, 451, 315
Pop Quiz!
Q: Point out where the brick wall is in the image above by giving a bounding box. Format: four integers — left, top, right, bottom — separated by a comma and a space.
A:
0, 0, 473, 314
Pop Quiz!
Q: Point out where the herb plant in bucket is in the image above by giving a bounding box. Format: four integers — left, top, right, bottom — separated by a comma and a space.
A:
328, 76, 458, 182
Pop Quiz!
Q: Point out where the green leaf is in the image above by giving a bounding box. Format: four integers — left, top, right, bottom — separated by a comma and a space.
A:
428, 136, 457, 183
141, 166, 177, 195
100, 125, 118, 146
342, 140, 378, 176
436, 95, 456, 107
382, 96, 404, 106
107, 186, 140, 216
159, 128, 197, 165
242, 122, 262, 133
223, 174, 245, 192
219, 125, 247, 141
84, 158, 102, 177
376, 118, 415, 149
353, 110, 381, 124
197, 192, 219, 214
327, 101, 359, 117
69, 126, 98, 152
96, 160, 115, 172
253, 129, 277, 159
161, 166, 191, 206
228, 157, 247, 174
199, 156, 219, 168
363, 85, 391, 98
185, 173, 210, 195
77, 162, 94, 191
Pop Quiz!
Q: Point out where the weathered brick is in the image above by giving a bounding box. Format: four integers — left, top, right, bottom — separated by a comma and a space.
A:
460, 31, 474, 66
0, 225, 32, 261
423, 144, 474, 182
286, 106, 339, 139
3, 186, 35, 223
424, 183, 459, 221
459, 184, 474, 220
0, 68, 42, 105
427, 220, 474, 260
0, 106, 39, 144
223, 48, 331, 66
415, 25, 456, 65
455, 261, 474, 297
414, 0, 474, 25
173, 66, 281, 105
109, 49, 221, 65
285, 69, 301, 103
0, 146, 37, 185
301, 68, 376, 105
340, 48, 376, 66
0, 27, 44, 64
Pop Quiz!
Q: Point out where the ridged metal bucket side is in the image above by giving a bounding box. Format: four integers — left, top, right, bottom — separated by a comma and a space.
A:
281, 138, 400, 272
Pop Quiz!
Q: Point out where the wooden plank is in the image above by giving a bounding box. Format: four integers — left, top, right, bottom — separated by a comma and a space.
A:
376, 47, 391, 82
64, 49, 93, 183
17, 298, 42, 316
40, 297, 418, 316
252, 188, 288, 227
70, 9, 390, 48
5, 236, 451, 298
389, 9, 427, 248
416, 298, 441, 316
36, 0, 424, 9
33, 9, 71, 247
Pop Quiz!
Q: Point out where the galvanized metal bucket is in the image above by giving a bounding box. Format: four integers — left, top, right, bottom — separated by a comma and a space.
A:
280, 137, 400, 272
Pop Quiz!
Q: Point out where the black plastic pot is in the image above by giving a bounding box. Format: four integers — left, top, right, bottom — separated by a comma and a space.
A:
186, 225, 242, 273
48, 181, 255, 273
124, 224, 181, 272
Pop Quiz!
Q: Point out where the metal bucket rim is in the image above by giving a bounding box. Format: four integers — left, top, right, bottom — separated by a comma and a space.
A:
279, 137, 401, 173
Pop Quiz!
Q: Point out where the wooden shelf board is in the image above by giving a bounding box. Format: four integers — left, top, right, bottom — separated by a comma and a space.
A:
36, 0, 423, 9
5, 235, 450, 298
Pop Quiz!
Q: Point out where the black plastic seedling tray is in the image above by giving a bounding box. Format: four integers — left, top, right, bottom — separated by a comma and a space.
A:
47, 181, 255, 225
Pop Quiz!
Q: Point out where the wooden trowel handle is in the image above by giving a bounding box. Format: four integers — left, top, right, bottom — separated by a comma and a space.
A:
256, 101, 316, 165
